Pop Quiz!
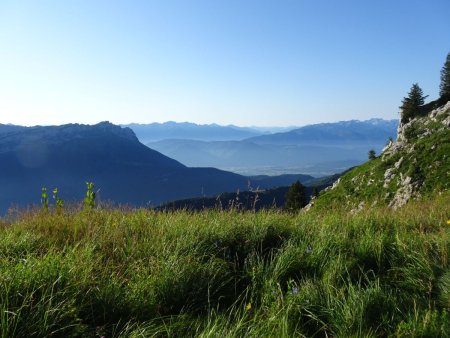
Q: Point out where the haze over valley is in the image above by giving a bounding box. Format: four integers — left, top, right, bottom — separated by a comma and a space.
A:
140, 119, 398, 175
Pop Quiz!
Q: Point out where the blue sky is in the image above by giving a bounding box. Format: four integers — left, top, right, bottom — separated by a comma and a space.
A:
0, 0, 449, 127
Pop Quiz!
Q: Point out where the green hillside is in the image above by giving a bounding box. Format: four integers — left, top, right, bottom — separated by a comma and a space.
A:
312, 100, 450, 212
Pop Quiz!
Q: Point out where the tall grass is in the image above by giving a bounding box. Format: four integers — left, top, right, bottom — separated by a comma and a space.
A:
1, 193, 449, 337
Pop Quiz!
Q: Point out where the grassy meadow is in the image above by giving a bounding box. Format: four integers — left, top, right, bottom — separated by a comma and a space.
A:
1, 192, 450, 337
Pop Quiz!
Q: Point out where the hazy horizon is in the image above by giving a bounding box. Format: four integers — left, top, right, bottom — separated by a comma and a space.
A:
1, 116, 399, 129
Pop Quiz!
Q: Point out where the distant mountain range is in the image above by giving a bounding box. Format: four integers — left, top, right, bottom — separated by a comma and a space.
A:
247, 119, 398, 145
144, 119, 398, 176
0, 122, 316, 213
122, 122, 267, 143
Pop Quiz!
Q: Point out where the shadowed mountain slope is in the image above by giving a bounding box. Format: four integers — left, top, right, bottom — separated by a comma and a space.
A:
0, 122, 253, 212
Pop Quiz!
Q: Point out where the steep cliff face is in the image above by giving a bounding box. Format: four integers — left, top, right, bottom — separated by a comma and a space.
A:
309, 101, 450, 211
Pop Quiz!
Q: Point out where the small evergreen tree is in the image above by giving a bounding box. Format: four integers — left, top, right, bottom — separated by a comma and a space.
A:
400, 83, 428, 123
368, 149, 376, 160
440, 52, 450, 101
285, 180, 306, 211
312, 186, 320, 198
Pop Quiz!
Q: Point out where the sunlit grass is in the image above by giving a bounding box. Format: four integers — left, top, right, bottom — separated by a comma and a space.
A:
1, 192, 449, 337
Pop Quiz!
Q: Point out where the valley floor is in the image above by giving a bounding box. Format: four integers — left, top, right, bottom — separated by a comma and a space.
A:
1, 193, 450, 337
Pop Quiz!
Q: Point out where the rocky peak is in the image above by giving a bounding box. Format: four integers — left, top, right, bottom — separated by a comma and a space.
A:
310, 100, 450, 212
380, 101, 449, 208
94, 121, 138, 142
382, 100, 450, 157
396, 100, 450, 143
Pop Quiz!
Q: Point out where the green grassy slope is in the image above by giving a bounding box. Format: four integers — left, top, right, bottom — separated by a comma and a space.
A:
1, 193, 449, 337
312, 101, 450, 212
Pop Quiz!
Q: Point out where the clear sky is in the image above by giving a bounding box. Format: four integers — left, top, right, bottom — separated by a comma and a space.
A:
0, 0, 449, 127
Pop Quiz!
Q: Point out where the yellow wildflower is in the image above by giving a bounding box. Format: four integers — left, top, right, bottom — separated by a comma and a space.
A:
447, 220, 450, 225
246, 303, 252, 311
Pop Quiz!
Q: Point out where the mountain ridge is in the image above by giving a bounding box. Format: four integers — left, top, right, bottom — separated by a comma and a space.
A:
122, 122, 266, 143
246, 119, 398, 145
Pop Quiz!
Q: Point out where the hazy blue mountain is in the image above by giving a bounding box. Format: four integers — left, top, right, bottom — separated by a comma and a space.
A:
247, 119, 398, 145
123, 122, 267, 143
0, 122, 241, 212
146, 119, 398, 176
0, 124, 26, 135
0, 122, 312, 213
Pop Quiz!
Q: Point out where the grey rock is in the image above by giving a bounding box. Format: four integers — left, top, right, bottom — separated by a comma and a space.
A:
350, 201, 365, 214
394, 157, 403, 169
331, 178, 341, 190
383, 168, 396, 188
384, 168, 395, 180
443, 115, 450, 128
435, 101, 450, 117
382, 140, 394, 153
388, 182, 414, 209
303, 201, 314, 211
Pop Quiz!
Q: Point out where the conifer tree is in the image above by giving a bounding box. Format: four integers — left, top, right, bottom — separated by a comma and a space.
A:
312, 186, 320, 198
400, 83, 428, 123
440, 52, 450, 101
285, 180, 306, 211
368, 149, 376, 160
